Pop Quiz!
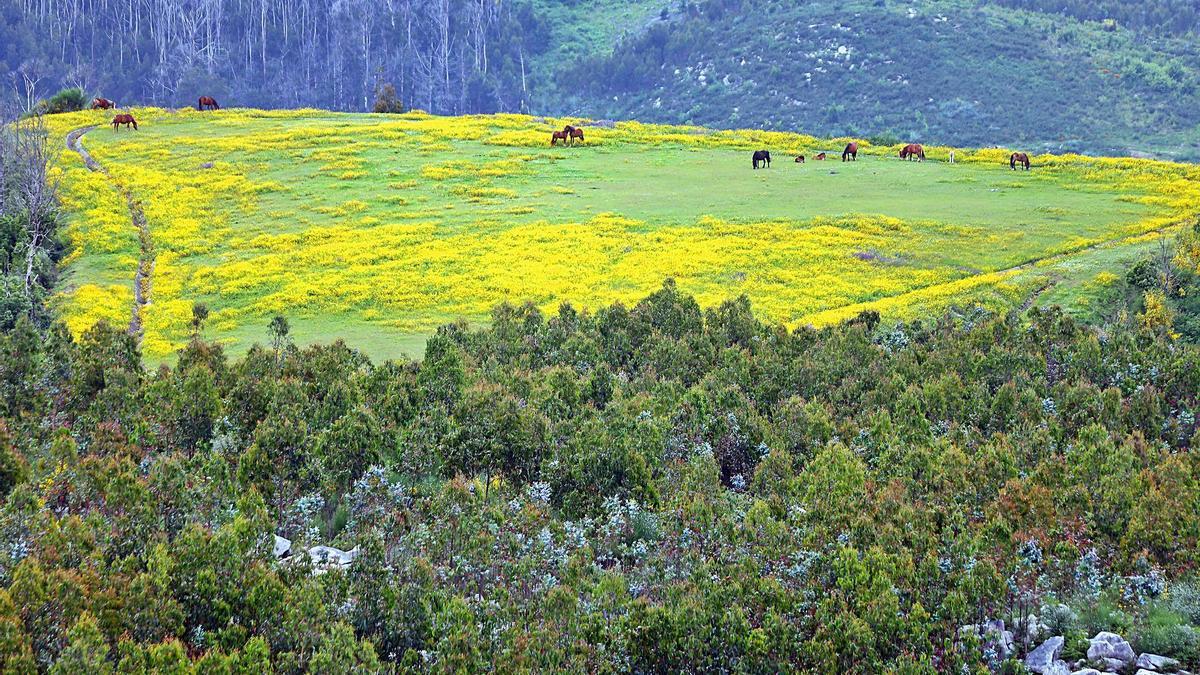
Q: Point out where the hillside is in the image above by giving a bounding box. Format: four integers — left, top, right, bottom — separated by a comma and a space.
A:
7, 0, 1200, 159
42, 108, 1200, 361
555, 0, 1200, 159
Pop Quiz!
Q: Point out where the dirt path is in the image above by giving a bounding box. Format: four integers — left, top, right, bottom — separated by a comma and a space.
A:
66, 126, 154, 339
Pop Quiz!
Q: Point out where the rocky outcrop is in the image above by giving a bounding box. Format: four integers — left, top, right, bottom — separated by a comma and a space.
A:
1087, 631, 1136, 665
271, 534, 358, 574
1026, 636, 1065, 674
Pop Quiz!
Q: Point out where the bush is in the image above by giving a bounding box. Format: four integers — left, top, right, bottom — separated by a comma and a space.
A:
372, 83, 405, 114
43, 87, 87, 114
1134, 605, 1199, 664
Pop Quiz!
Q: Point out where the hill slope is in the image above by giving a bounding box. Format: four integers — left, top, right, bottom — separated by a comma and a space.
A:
551, 0, 1200, 159
43, 108, 1199, 361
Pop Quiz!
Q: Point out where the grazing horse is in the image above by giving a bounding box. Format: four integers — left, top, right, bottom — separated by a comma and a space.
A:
1010, 152, 1031, 170
900, 143, 925, 161
795, 155, 805, 163
551, 130, 569, 146
112, 114, 138, 131
198, 96, 220, 111
842, 142, 858, 162
564, 125, 585, 145
815, 152, 827, 161
91, 97, 115, 110
752, 150, 771, 169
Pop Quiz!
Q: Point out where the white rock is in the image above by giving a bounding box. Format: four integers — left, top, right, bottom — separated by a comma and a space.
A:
273, 534, 291, 558
1088, 632, 1136, 664
1137, 653, 1181, 671
1026, 636, 1065, 673
1069, 669, 1101, 675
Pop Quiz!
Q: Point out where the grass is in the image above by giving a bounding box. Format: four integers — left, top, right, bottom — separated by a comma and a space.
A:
40, 108, 1200, 362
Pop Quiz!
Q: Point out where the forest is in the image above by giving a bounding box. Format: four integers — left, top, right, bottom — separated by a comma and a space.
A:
2, 102, 1200, 671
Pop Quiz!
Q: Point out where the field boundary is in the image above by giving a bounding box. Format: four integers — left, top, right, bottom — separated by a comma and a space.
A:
66, 126, 154, 339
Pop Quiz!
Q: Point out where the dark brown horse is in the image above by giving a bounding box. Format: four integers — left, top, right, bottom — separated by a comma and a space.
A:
198, 96, 220, 111
1010, 152, 1031, 170
551, 130, 569, 146
91, 97, 115, 110
842, 142, 859, 162
563, 125, 584, 145
815, 152, 827, 161
752, 150, 771, 169
900, 143, 925, 161
795, 155, 805, 163
112, 114, 138, 131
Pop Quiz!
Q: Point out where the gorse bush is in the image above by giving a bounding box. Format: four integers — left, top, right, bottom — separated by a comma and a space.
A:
42, 87, 86, 114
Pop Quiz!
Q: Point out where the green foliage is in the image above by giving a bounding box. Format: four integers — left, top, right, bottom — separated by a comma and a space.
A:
0, 278, 1198, 670
40, 88, 86, 115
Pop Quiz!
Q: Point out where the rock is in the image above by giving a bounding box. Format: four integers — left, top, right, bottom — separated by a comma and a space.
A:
1137, 653, 1180, 671
1069, 669, 1102, 675
1137, 670, 1162, 675
308, 545, 358, 568
273, 534, 291, 558
1099, 657, 1127, 671
1088, 632, 1136, 664
1026, 636, 1065, 674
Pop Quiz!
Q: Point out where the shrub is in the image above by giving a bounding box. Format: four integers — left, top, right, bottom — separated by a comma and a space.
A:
372, 83, 405, 114
1135, 606, 1199, 665
43, 87, 87, 114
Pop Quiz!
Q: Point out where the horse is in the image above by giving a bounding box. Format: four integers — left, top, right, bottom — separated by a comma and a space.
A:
752, 150, 771, 169
795, 155, 805, 163
112, 114, 138, 131
900, 144, 925, 161
815, 152, 826, 161
1010, 152, 1031, 170
564, 125, 584, 145
91, 97, 115, 110
842, 142, 858, 162
551, 130, 569, 146
198, 96, 220, 111
948, 150, 956, 164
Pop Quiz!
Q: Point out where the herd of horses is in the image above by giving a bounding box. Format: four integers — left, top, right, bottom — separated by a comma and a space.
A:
89, 95, 220, 131
757, 141, 1032, 170
86, 96, 1035, 172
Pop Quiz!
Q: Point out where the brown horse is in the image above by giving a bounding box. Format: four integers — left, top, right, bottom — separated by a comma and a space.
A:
752, 150, 771, 169
900, 144, 925, 161
842, 142, 858, 162
198, 96, 220, 111
795, 155, 805, 163
91, 97, 115, 110
551, 130, 569, 146
1010, 152, 1031, 170
563, 125, 584, 145
112, 114, 138, 131
815, 152, 827, 161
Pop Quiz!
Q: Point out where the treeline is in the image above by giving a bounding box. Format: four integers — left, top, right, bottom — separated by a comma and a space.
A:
988, 0, 1199, 35
2, 0, 549, 114
0, 268, 1197, 669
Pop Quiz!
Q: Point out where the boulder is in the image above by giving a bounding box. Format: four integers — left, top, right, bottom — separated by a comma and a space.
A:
1136, 653, 1180, 672
308, 545, 358, 569
1069, 669, 1101, 675
273, 534, 292, 558
1026, 636, 1065, 674
1088, 632, 1136, 664
1137, 670, 1162, 675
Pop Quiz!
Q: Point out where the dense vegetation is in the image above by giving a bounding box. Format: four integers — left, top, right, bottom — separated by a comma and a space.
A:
0, 232, 1199, 671
6, 0, 1200, 158
562, 0, 1200, 158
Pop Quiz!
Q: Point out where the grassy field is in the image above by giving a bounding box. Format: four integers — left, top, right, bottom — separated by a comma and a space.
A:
42, 108, 1200, 361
